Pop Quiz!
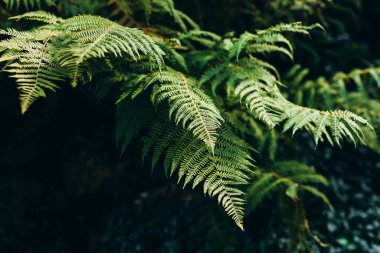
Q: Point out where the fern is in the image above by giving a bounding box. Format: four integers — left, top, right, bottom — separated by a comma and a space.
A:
0, 8, 376, 233
58, 14, 164, 85
228, 22, 322, 60
200, 23, 370, 147
10, 11, 64, 24
246, 161, 333, 213
122, 70, 224, 152
279, 103, 370, 146
282, 64, 379, 146
201, 58, 281, 128
143, 120, 254, 229
0, 28, 64, 113
0, 12, 164, 112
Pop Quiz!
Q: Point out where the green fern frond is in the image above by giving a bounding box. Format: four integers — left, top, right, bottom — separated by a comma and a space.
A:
0, 29, 64, 113
202, 56, 370, 147
246, 173, 285, 212
58, 14, 164, 85
148, 71, 224, 152
280, 102, 370, 146
229, 22, 321, 60
246, 161, 332, 213
118, 70, 224, 151
10, 11, 64, 24
201, 58, 282, 128
143, 121, 254, 229
272, 161, 329, 186
1, 12, 165, 111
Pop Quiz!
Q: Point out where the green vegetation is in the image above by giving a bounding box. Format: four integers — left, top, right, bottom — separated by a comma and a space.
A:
0, 0, 379, 252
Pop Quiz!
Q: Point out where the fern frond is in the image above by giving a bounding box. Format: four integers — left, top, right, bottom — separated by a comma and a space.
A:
0, 29, 64, 113
246, 161, 332, 213
229, 22, 321, 60
148, 71, 224, 152
280, 101, 370, 146
201, 58, 282, 128
58, 15, 164, 85
143, 121, 254, 229
10, 11, 64, 24
1, 12, 165, 111
202, 56, 370, 147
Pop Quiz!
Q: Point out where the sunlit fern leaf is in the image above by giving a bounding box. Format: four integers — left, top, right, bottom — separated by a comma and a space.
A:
143, 121, 254, 229
229, 22, 322, 60
256, 22, 323, 37
279, 99, 371, 146
57, 15, 164, 86
1, 12, 164, 110
0, 29, 64, 113
201, 58, 281, 128
149, 71, 224, 152
201, 55, 370, 147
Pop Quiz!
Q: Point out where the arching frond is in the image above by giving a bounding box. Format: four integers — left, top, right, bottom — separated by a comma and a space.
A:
58, 15, 164, 85
0, 12, 164, 111
279, 104, 371, 147
282, 64, 378, 146
10, 10, 64, 24
202, 56, 371, 147
117, 70, 224, 151
147, 71, 224, 151
0, 29, 64, 113
229, 22, 322, 60
201, 58, 281, 128
246, 161, 332, 213
143, 121, 254, 229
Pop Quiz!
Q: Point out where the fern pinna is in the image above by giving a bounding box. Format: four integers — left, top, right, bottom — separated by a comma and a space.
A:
0, 7, 375, 231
